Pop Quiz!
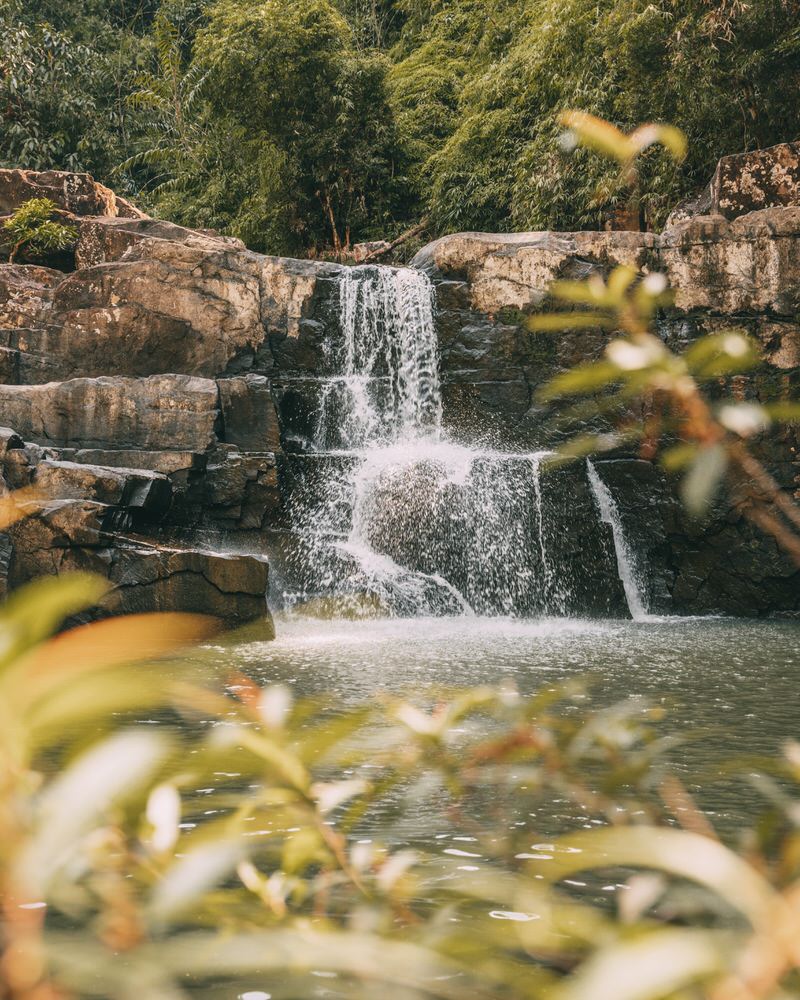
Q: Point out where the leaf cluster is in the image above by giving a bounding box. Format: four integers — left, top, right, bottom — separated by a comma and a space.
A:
1, 198, 77, 263
3, 562, 800, 998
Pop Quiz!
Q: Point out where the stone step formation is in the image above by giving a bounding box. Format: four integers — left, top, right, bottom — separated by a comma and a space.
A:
0, 146, 797, 624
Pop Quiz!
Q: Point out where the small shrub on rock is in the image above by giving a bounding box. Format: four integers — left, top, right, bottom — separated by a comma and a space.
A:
2, 197, 77, 264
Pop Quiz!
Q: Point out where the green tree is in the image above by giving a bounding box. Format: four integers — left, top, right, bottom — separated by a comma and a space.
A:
0, 0, 152, 185
155, 0, 408, 255
421, 0, 800, 233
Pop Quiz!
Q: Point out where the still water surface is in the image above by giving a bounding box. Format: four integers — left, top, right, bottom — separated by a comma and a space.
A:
142, 615, 800, 997
230, 615, 800, 832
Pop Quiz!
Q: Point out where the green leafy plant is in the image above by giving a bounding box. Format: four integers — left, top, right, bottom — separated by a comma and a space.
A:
2, 198, 77, 264
4, 561, 800, 998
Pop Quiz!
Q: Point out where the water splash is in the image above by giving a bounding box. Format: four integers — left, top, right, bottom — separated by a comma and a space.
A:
586, 460, 649, 621
285, 263, 649, 620
341, 441, 559, 616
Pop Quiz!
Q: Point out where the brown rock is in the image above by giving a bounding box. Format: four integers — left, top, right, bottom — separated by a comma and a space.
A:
711, 142, 800, 220
69, 448, 202, 476
3, 499, 272, 626
0, 234, 264, 382
659, 207, 800, 314
0, 375, 219, 451
0, 169, 145, 219
412, 230, 655, 313
218, 375, 281, 452
33, 459, 172, 513
105, 545, 271, 626
202, 448, 281, 530
74, 216, 246, 268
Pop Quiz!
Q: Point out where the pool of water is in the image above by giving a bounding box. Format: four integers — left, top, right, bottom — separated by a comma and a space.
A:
76, 614, 800, 998
228, 614, 800, 833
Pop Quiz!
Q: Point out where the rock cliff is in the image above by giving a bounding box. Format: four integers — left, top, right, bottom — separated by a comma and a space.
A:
0, 155, 798, 621
409, 204, 800, 616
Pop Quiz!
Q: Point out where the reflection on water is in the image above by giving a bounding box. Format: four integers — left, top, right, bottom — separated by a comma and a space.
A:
230, 614, 800, 835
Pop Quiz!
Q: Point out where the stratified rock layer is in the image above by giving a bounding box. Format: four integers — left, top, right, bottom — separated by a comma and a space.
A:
1, 159, 799, 620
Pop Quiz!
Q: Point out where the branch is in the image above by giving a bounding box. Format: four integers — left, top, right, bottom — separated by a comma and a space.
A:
361, 217, 430, 263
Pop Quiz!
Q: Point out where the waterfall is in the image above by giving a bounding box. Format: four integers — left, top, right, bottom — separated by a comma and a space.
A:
586, 460, 649, 621
315, 267, 441, 449
284, 263, 651, 620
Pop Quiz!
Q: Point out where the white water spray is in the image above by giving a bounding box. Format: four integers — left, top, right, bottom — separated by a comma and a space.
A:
287, 263, 651, 619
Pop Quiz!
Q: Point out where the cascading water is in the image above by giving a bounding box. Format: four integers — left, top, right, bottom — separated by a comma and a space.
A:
586, 460, 650, 621
284, 263, 648, 619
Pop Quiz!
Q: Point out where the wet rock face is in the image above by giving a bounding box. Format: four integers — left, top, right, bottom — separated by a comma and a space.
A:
1, 160, 799, 621
414, 209, 800, 617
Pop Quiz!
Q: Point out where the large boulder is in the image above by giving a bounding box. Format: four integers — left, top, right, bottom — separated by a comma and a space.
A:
104, 545, 271, 626
0, 238, 264, 382
32, 459, 171, 514
659, 208, 800, 314
710, 142, 800, 220
0, 375, 219, 451
74, 216, 246, 269
412, 230, 655, 313
3, 499, 272, 627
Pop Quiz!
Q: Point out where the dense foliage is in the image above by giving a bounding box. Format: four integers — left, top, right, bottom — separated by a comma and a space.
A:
2, 0, 800, 252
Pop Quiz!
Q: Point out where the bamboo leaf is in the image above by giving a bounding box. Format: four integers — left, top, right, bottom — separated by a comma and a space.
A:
0, 486, 41, 530
537, 362, 621, 401
628, 123, 688, 162
529, 826, 778, 927
22, 730, 170, 892
156, 928, 501, 1000
764, 401, 800, 423
527, 312, 614, 331
683, 331, 759, 376
660, 442, 698, 472
607, 265, 638, 302
0, 573, 109, 672
150, 838, 245, 923
560, 111, 633, 164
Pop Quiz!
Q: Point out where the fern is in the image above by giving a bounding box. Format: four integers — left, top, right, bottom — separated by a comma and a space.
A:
2, 198, 77, 263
